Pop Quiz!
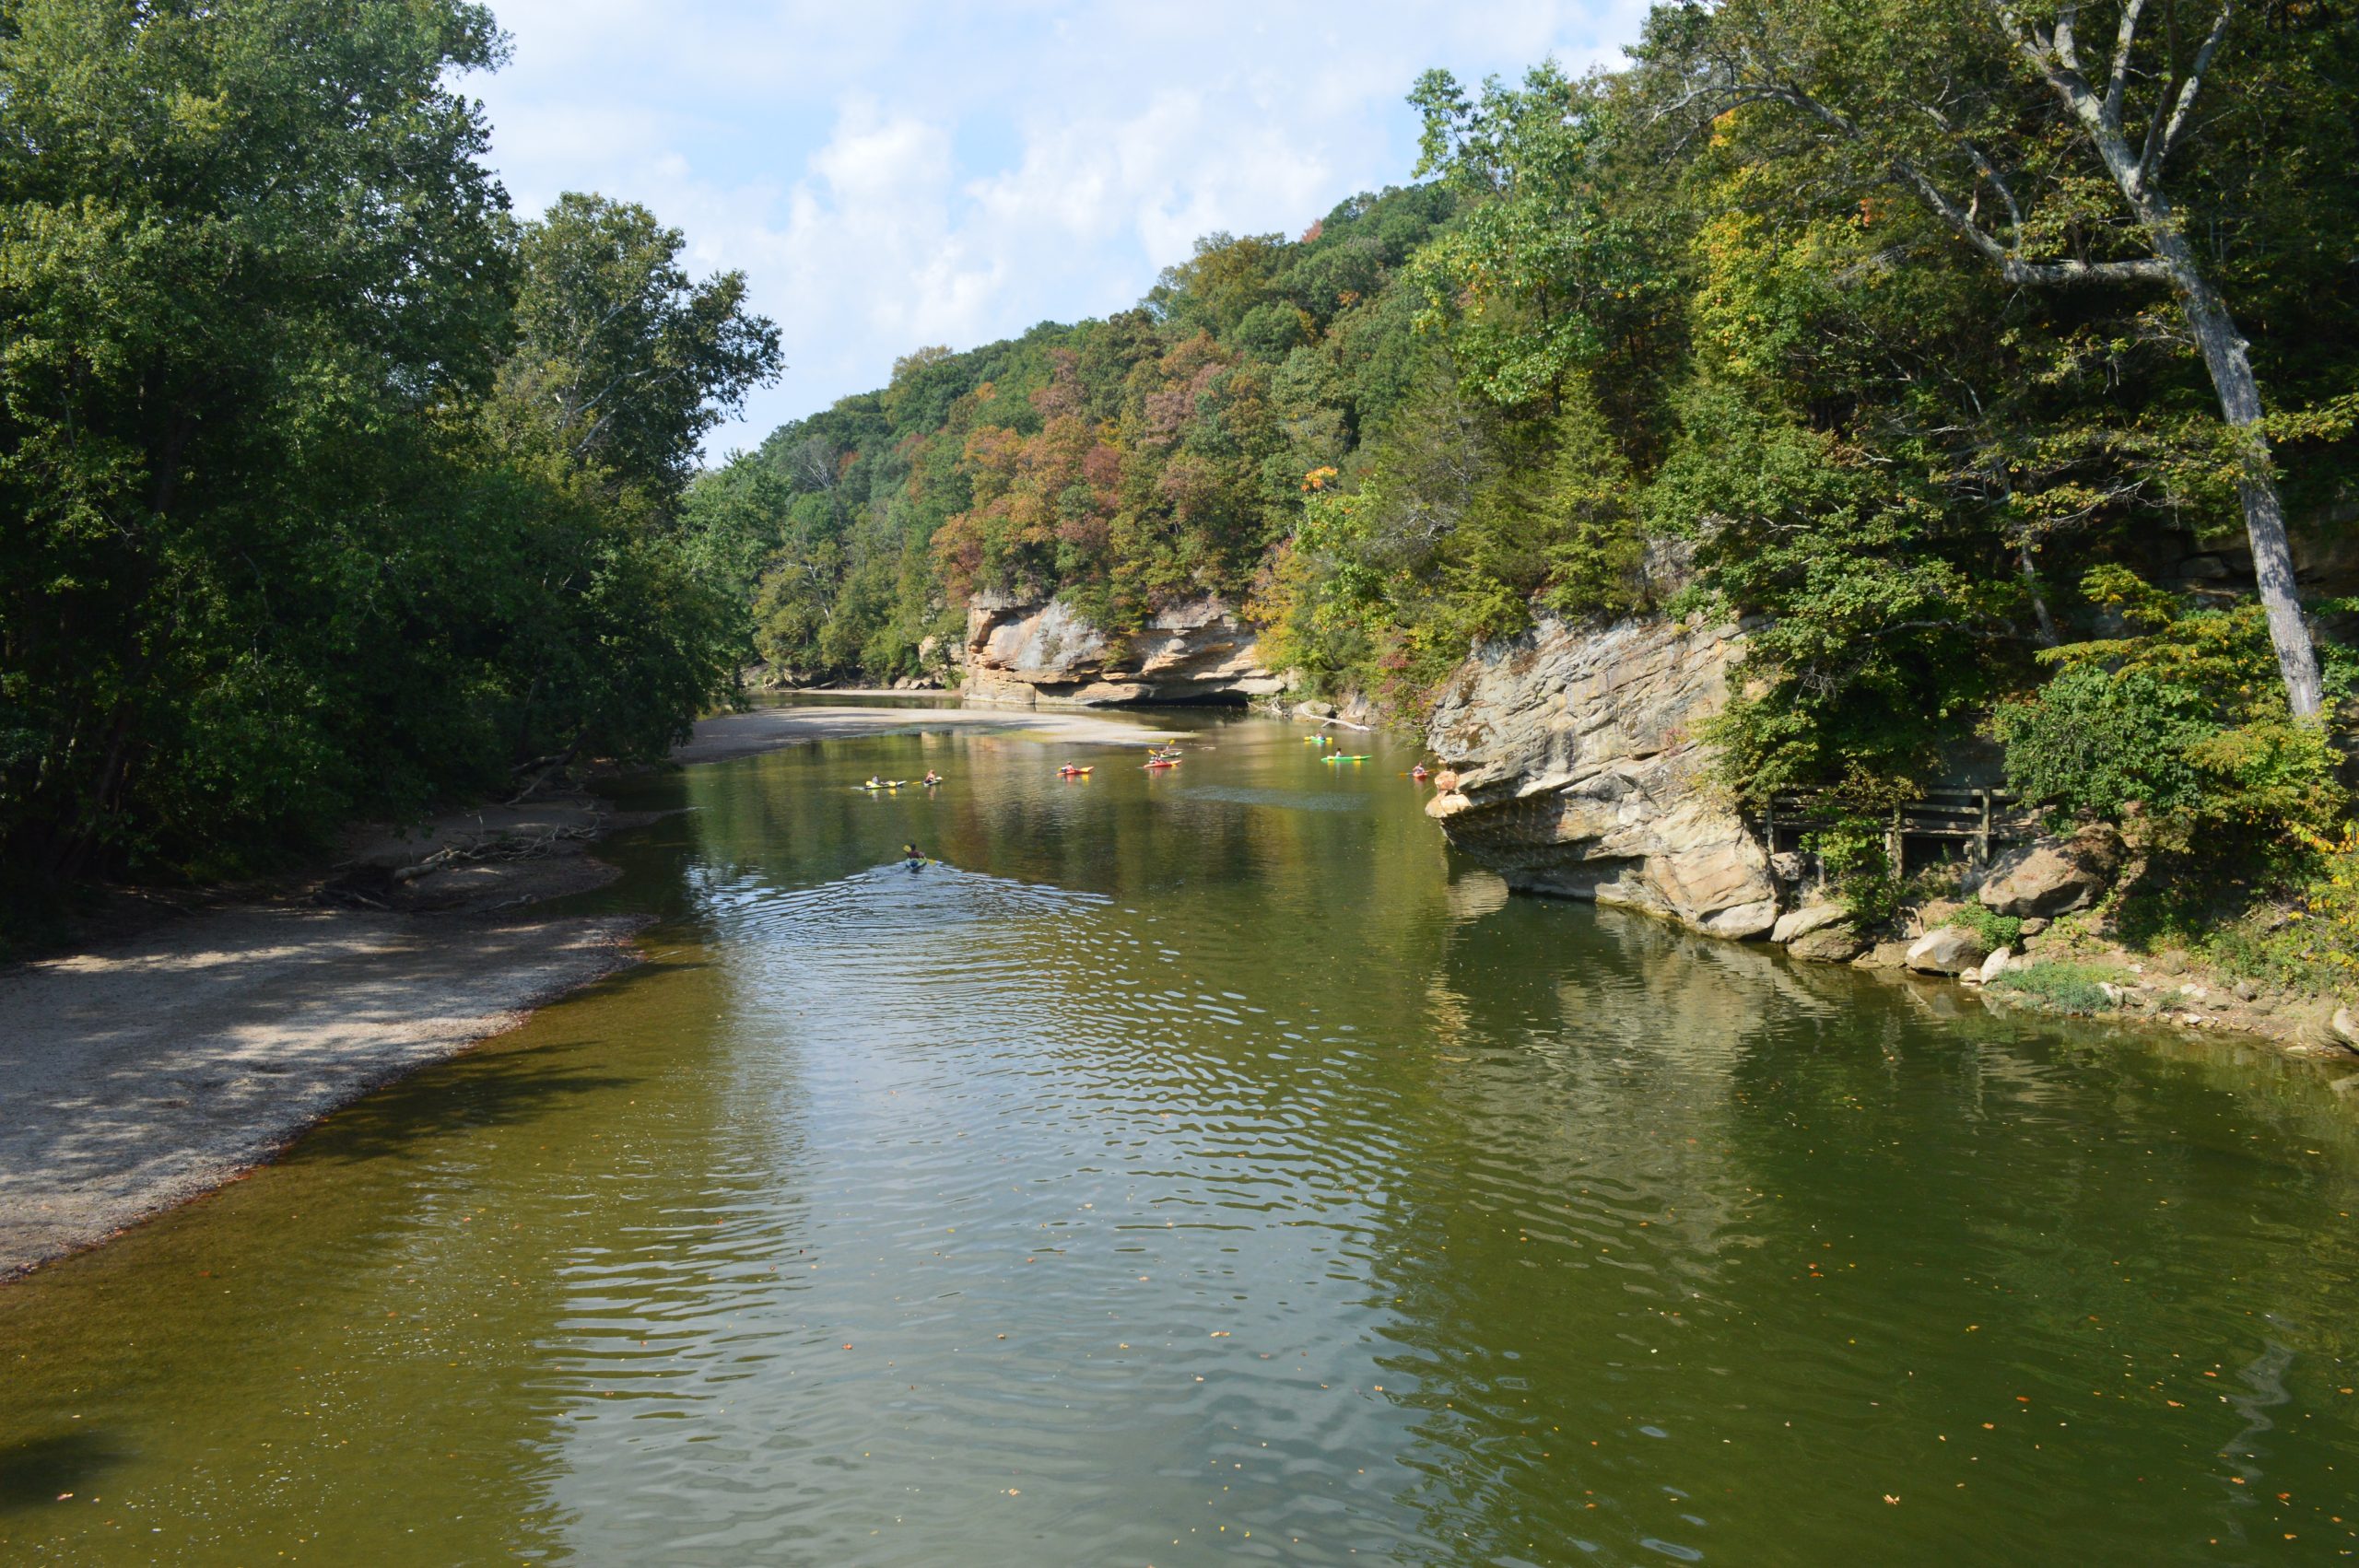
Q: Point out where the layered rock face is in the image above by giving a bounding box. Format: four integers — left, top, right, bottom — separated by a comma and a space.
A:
1425, 615, 1779, 939
962, 593, 1283, 707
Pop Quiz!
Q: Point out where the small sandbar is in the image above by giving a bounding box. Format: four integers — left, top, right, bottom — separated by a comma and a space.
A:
673, 701, 1182, 765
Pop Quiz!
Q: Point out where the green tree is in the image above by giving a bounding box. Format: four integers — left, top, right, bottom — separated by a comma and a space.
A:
0, 0, 511, 889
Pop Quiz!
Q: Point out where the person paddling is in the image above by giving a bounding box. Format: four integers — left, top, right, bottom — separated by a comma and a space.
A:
902, 842, 927, 870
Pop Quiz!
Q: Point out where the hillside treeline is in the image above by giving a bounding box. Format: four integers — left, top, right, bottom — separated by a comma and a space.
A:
0, 0, 778, 922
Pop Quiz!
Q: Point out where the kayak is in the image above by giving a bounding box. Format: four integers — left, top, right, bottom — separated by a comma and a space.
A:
1144, 759, 1178, 769
1320, 755, 1371, 764
1058, 766, 1093, 777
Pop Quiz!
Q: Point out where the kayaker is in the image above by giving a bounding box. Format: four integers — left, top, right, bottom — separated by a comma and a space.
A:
922, 771, 943, 786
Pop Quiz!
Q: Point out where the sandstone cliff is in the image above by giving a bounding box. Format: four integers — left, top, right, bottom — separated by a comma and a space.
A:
1423, 615, 1779, 940
962, 593, 1282, 707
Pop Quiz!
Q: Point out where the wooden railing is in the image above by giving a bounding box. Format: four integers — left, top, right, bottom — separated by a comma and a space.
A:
1753, 788, 2038, 880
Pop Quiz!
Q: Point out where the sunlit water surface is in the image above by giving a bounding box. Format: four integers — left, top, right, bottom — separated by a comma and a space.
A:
6, 708, 2358, 1565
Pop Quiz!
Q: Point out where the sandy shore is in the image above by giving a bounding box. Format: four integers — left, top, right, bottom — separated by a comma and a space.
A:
673, 701, 1177, 764
1, 699, 1174, 1281
0, 907, 639, 1279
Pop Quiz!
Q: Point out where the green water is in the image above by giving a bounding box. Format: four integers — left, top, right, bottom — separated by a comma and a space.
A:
6, 710, 2359, 1565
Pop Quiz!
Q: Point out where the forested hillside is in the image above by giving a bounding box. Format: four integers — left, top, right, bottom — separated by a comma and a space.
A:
699, 0, 2359, 969
682, 182, 1456, 684
0, 0, 778, 927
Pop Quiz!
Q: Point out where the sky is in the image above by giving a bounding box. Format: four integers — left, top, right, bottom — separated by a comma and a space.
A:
467, 1, 1655, 459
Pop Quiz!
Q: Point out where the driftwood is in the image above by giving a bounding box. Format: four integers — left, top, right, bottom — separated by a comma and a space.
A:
319, 821, 607, 910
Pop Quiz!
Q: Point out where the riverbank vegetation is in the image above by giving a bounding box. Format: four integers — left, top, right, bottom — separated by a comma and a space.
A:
0, 0, 779, 937
700, 0, 2359, 987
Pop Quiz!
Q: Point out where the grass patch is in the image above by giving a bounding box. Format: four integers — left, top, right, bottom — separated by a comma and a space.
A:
1989, 962, 2118, 1015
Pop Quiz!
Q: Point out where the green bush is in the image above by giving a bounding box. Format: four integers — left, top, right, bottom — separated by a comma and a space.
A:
1996, 569, 2347, 851
1958, 906, 2023, 952
1994, 662, 2209, 821
1989, 963, 2117, 1014
1805, 816, 1898, 930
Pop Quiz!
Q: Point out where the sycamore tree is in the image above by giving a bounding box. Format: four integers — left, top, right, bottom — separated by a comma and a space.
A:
1639, 0, 2357, 718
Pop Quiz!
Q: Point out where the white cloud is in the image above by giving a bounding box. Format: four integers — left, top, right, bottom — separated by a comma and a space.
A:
469, 0, 1656, 456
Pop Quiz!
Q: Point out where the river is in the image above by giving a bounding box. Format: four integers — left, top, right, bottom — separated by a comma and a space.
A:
5, 706, 2357, 1564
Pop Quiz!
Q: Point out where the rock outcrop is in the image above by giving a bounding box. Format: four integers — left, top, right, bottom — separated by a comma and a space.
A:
1423, 615, 1778, 939
961, 593, 1282, 707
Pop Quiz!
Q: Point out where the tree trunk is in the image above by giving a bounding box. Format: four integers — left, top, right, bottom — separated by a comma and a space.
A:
2155, 237, 2324, 718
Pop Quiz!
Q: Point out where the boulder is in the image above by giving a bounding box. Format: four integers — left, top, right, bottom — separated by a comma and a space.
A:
1907, 926, 1991, 976
1772, 903, 1852, 945
1788, 922, 1870, 964
2334, 1006, 2359, 1052
1977, 946, 2013, 984
1855, 941, 1914, 971
1422, 615, 1778, 938
1978, 825, 2125, 918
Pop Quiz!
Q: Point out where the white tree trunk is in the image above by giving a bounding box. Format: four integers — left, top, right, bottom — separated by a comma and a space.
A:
2121, 196, 2323, 717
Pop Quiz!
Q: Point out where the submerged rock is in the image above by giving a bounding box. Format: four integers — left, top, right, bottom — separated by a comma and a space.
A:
1977, 825, 2125, 918
1788, 921, 1870, 964
963, 593, 1281, 707
1422, 615, 1778, 939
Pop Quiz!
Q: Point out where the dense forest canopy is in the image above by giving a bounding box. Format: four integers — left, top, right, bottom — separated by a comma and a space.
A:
6, 0, 2357, 967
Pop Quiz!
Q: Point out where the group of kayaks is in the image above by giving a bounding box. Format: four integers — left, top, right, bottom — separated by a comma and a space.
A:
856, 772, 945, 792
1049, 739, 1434, 781
1059, 744, 1186, 778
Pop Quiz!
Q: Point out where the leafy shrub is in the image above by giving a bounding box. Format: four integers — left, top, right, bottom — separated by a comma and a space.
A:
1805, 816, 1898, 929
1997, 568, 2347, 858
1989, 963, 2117, 1014
1958, 906, 2023, 952
2285, 824, 2359, 984
1993, 662, 2209, 821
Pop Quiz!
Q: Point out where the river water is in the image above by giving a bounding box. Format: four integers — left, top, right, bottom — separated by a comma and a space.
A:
6, 708, 2358, 1565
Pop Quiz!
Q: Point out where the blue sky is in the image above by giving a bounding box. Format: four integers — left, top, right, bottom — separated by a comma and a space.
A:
467, 1, 1654, 457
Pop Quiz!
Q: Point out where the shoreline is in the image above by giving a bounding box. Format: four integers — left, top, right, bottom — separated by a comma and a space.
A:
0, 698, 1176, 1282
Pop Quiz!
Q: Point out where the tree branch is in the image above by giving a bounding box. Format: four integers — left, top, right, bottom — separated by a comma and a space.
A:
2104, 0, 2149, 127
2156, 2, 2235, 170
